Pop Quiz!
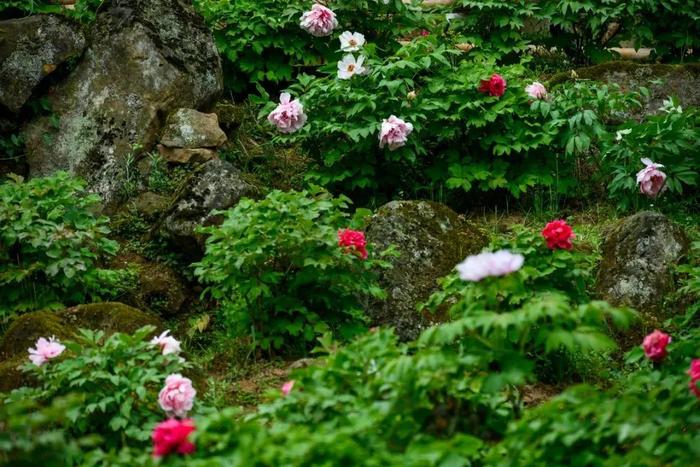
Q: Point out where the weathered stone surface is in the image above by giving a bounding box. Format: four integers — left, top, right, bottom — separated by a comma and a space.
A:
162, 158, 258, 256
160, 108, 227, 149
131, 191, 171, 219
23, 0, 223, 206
0, 303, 162, 361
0, 14, 85, 112
596, 211, 689, 320
365, 201, 487, 341
158, 145, 217, 164
549, 62, 700, 114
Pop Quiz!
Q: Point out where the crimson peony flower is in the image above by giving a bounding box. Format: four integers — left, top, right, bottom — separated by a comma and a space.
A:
456, 250, 524, 282
688, 359, 700, 398
159, 374, 196, 418
379, 115, 413, 151
28, 336, 65, 366
299, 4, 337, 37
642, 330, 672, 361
478, 73, 507, 97
152, 418, 196, 458
541, 220, 575, 250
338, 229, 368, 259
268, 93, 307, 134
636, 158, 667, 198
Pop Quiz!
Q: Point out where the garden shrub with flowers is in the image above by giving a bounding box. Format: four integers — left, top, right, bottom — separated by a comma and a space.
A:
194, 187, 394, 352
1, 0, 700, 465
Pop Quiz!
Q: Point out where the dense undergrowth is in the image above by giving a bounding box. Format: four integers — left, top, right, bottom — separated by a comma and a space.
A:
1, 0, 699, 465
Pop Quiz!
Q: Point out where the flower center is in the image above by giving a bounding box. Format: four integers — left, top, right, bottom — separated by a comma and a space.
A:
347, 64, 355, 72
349, 39, 356, 46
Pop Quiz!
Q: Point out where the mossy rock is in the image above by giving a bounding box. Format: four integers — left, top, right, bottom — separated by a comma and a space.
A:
547, 61, 700, 114
595, 211, 689, 324
0, 302, 163, 361
0, 354, 35, 393
366, 200, 488, 341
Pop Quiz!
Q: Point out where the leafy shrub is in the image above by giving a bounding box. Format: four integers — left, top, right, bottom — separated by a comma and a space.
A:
604, 99, 700, 210
194, 188, 392, 351
0, 0, 103, 22
5, 326, 186, 449
194, 0, 424, 92
491, 312, 700, 465
0, 173, 130, 320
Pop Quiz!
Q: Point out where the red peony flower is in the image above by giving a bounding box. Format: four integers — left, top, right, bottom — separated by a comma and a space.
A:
338, 228, 368, 259
688, 359, 700, 398
541, 220, 575, 250
642, 330, 671, 361
152, 418, 196, 458
478, 73, 507, 97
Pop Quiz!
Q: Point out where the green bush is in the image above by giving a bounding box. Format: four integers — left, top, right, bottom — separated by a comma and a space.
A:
0, 173, 130, 321
5, 326, 186, 449
0, 0, 103, 22
194, 188, 392, 351
194, 0, 424, 93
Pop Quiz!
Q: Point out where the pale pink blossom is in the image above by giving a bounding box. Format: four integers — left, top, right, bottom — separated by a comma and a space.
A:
636, 158, 667, 198
337, 54, 367, 80
281, 380, 295, 396
150, 330, 182, 356
268, 93, 307, 134
456, 250, 524, 282
159, 374, 196, 418
28, 336, 65, 366
339, 31, 365, 52
300, 4, 337, 37
379, 115, 413, 151
525, 81, 547, 100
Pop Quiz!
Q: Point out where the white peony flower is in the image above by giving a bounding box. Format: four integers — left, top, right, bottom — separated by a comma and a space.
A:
337, 54, 367, 80
339, 31, 366, 52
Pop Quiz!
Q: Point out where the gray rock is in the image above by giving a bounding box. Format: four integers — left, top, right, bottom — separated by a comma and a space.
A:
157, 145, 217, 164
160, 108, 227, 149
23, 0, 223, 207
131, 191, 170, 219
596, 211, 689, 320
162, 158, 257, 256
0, 15, 86, 112
365, 200, 487, 341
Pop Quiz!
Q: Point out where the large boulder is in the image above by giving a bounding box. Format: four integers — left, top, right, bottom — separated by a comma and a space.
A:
365, 201, 487, 341
160, 108, 227, 149
0, 14, 86, 112
596, 211, 689, 322
0, 303, 162, 392
162, 158, 258, 257
23, 0, 223, 206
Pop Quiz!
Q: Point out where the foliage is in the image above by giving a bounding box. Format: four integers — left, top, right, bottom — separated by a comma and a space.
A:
194, 188, 392, 351
604, 98, 700, 210
194, 0, 424, 93
0, 172, 130, 320
5, 326, 186, 449
0, 0, 103, 23
490, 311, 700, 465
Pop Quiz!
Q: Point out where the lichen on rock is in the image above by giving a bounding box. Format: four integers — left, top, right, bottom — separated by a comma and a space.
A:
365, 200, 487, 341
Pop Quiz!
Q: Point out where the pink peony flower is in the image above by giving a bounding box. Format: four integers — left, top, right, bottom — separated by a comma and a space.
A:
150, 330, 182, 356
28, 336, 65, 366
159, 374, 196, 418
420, 29, 430, 37
300, 4, 337, 37
636, 158, 667, 198
268, 93, 307, 134
456, 250, 524, 282
478, 73, 507, 97
379, 115, 413, 151
541, 219, 575, 250
525, 81, 547, 100
338, 228, 368, 259
642, 330, 671, 361
688, 359, 700, 398
152, 418, 196, 458
281, 380, 295, 396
